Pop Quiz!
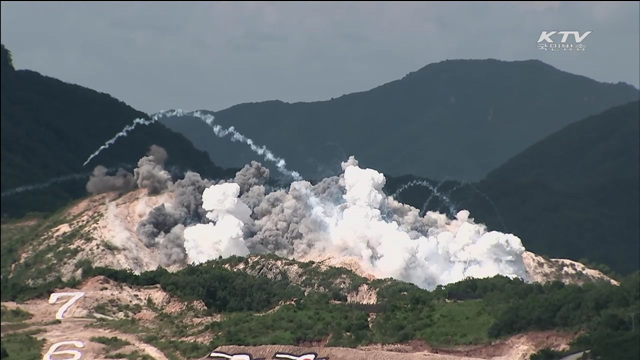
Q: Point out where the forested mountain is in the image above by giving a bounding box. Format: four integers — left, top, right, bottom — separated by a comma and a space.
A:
161, 59, 639, 181
0, 44, 231, 218
387, 101, 640, 275
485, 100, 639, 191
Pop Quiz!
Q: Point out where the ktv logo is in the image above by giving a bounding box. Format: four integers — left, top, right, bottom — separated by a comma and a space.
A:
537, 31, 592, 44
209, 351, 329, 360
537, 31, 591, 52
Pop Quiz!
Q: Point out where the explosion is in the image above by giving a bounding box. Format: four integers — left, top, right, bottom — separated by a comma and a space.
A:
112, 149, 527, 290
82, 110, 528, 290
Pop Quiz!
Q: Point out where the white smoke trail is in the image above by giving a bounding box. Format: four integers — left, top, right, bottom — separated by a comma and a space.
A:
455, 181, 509, 232
1, 173, 89, 197
391, 180, 458, 216
175, 109, 302, 180
165, 109, 302, 180
82, 110, 189, 167
1, 165, 135, 198
85, 108, 302, 182
421, 177, 450, 216
83, 118, 155, 166
209, 124, 303, 181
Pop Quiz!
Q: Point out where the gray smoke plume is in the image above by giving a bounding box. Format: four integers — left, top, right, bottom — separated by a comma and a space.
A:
148, 144, 168, 166
137, 204, 182, 246
243, 179, 338, 257
158, 224, 187, 266
134, 145, 172, 194
136, 163, 270, 265
234, 161, 270, 193
173, 171, 214, 220
240, 185, 266, 211
136, 170, 213, 259
86, 165, 136, 195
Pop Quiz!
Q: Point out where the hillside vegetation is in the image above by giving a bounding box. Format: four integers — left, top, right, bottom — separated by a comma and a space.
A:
1, 255, 638, 360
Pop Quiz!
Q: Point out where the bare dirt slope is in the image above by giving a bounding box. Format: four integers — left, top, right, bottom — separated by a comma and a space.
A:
1, 276, 178, 360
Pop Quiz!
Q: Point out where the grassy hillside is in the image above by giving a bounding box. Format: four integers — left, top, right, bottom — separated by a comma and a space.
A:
2, 253, 638, 359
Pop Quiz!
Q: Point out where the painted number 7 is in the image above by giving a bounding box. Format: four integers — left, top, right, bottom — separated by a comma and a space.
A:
48, 292, 86, 320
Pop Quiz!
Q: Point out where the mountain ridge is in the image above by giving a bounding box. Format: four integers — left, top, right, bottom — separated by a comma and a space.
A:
0, 44, 234, 218
387, 101, 640, 275
161, 58, 639, 182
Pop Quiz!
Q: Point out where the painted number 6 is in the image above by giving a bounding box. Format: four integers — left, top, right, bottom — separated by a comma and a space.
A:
42, 341, 84, 360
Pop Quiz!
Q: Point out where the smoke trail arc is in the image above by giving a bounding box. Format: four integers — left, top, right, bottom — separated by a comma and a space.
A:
460, 182, 509, 232
420, 177, 450, 216
82, 110, 188, 167
391, 179, 458, 217
83, 118, 155, 166
84, 109, 302, 182
208, 124, 302, 181
155, 110, 302, 181
161, 109, 302, 181
1, 173, 89, 197
1, 165, 134, 198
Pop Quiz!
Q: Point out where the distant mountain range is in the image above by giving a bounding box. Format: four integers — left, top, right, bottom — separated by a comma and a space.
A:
161, 58, 639, 181
0, 44, 231, 218
388, 101, 640, 275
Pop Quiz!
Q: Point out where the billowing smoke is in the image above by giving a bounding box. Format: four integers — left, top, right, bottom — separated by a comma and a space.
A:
86, 165, 136, 195
159, 224, 188, 266
135, 170, 214, 266
85, 145, 172, 196
134, 145, 172, 194
135, 157, 528, 290
183, 183, 252, 264
84, 110, 527, 289
234, 161, 270, 193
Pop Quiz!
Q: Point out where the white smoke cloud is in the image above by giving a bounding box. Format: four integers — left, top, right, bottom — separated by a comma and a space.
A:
176, 157, 528, 289
183, 183, 251, 264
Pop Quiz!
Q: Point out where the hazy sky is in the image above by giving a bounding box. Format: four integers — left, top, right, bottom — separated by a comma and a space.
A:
1, 1, 638, 114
